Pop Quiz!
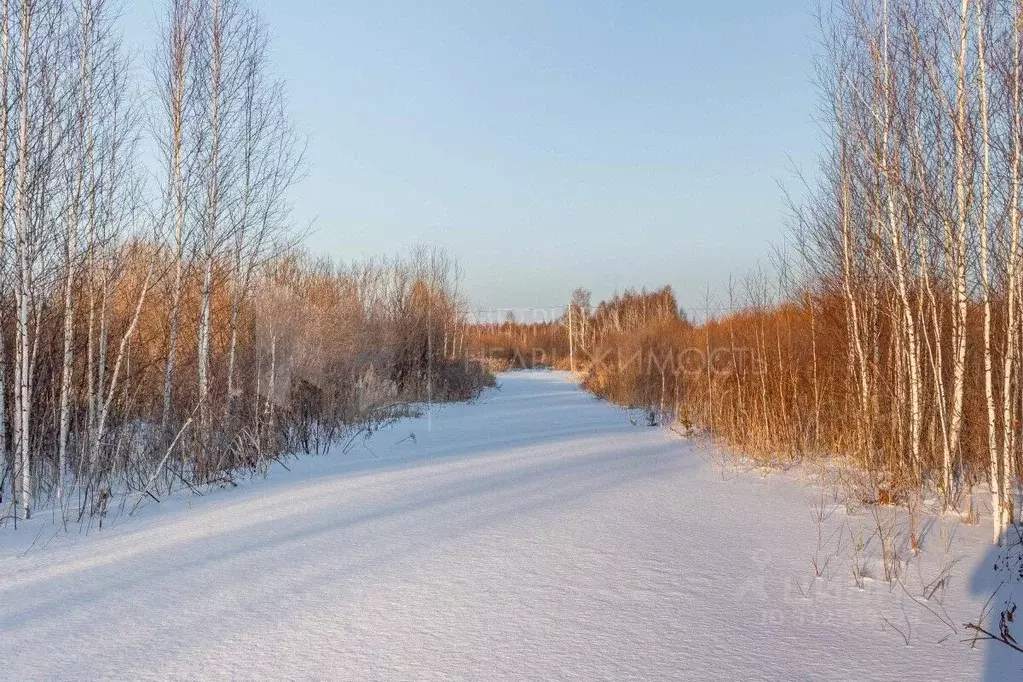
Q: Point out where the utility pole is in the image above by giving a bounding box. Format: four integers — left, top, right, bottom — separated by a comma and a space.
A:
568, 303, 575, 373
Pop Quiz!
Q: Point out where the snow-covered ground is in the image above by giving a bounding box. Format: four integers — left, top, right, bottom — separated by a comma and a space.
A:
0, 371, 1014, 680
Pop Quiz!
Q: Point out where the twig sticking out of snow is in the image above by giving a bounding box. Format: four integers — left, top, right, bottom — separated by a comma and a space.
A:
130, 417, 195, 517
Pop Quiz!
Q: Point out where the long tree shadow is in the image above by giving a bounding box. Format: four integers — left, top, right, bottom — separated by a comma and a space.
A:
1, 436, 695, 638
4, 383, 654, 591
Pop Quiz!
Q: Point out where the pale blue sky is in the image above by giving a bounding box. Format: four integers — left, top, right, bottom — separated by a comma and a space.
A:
123, 0, 822, 316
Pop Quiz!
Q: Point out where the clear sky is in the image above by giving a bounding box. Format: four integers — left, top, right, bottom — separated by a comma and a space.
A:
122, 0, 823, 317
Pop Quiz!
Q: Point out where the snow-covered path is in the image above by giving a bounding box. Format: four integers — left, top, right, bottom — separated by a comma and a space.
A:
0, 372, 1008, 680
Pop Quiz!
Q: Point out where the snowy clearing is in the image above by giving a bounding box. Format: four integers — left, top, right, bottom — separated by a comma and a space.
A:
0, 371, 1014, 680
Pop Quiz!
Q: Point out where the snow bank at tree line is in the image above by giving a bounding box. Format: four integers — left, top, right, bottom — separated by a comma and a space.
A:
0, 370, 1016, 680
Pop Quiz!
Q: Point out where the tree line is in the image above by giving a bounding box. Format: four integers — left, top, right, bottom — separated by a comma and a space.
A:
470, 0, 1023, 547
0, 0, 491, 526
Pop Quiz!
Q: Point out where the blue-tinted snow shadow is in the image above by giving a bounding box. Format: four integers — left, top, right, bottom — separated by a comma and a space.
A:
968, 532, 1023, 680
108, 415, 653, 533
0, 435, 696, 645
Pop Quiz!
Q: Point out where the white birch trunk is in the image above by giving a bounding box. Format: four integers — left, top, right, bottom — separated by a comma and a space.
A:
14, 0, 32, 520
976, 0, 1003, 544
